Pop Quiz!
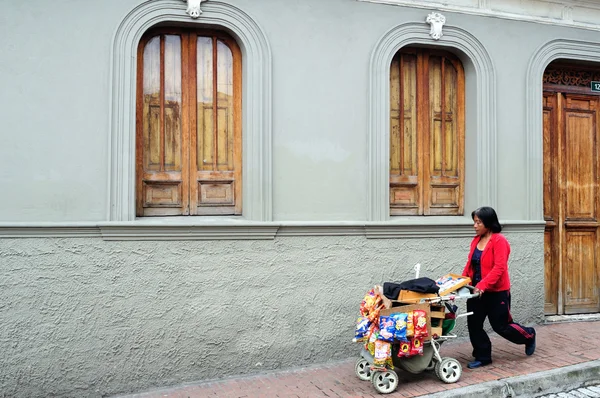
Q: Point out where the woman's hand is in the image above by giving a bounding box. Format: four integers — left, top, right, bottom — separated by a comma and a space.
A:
473, 287, 482, 297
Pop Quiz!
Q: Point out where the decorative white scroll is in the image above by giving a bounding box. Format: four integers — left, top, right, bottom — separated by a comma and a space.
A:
426, 12, 446, 40
183, 0, 208, 19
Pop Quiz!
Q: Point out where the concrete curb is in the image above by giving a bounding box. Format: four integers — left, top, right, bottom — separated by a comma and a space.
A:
424, 360, 600, 398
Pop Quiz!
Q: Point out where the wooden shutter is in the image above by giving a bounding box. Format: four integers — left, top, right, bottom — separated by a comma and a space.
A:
390, 51, 420, 215
190, 34, 242, 215
426, 53, 464, 215
136, 30, 242, 217
390, 48, 464, 216
136, 33, 188, 216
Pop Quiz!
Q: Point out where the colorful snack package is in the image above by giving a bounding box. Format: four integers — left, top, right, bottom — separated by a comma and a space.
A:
386, 355, 394, 369
360, 289, 383, 322
391, 313, 408, 341
366, 328, 380, 355
406, 311, 414, 338
378, 316, 396, 342
409, 337, 424, 356
413, 310, 428, 338
397, 340, 411, 357
373, 340, 392, 367
367, 341, 376, 356
359, 290, 376, 316
354, 317, 371, 341
369, 329, 380, 344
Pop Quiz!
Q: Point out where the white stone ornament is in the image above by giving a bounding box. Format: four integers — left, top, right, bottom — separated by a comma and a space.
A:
426, 12, 446, 40
183, 0, 208, 19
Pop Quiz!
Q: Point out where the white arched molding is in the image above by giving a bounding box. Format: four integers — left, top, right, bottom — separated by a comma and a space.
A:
109, 0, 272, 221
526, 39, 600, 221
368, 23, 497, 221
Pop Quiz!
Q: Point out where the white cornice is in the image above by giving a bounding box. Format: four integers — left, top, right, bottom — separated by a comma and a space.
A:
358, 0, 600, 31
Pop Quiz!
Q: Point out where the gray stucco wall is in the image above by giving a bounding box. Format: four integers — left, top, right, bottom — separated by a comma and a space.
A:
0, 232, 543, 397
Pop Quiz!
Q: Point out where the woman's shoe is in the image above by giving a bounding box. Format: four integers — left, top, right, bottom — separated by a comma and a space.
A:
525, 331, 536, 356
467, 360, 492, 369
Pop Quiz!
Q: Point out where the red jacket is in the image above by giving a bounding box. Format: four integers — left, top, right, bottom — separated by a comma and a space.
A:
461, 233, 511, 293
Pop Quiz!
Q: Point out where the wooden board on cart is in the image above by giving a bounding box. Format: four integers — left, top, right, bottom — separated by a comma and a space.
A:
379, 303, 434, 341
397, 290, 437, 304
436, 274, 471, 295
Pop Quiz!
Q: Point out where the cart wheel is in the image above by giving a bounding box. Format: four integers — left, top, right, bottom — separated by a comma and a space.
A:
434, 361, 442, 379
436, 357, 462, 384
371, 369, 399, 394
355, 358, 371, 381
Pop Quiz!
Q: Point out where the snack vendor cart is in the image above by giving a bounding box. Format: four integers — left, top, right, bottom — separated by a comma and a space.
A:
353, 274, 479, 394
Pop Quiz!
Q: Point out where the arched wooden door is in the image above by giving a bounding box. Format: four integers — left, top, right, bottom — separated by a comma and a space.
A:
543, 62, 600, 315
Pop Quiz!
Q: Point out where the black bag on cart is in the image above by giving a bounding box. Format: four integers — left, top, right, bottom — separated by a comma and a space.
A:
382, 277, 440, 300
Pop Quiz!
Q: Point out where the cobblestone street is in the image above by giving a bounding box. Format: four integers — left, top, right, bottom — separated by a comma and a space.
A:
538, 385, 600, 398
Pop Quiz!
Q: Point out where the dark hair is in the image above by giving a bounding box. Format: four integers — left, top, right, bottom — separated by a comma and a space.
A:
471, 206, 502, 233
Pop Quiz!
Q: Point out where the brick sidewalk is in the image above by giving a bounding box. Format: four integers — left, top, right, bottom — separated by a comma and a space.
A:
119, 321, 600, 398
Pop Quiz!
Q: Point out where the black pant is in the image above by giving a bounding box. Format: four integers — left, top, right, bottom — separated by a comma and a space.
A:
466, 290, 535, 362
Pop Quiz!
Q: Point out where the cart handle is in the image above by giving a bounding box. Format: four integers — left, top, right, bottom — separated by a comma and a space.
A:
456, 285, 481, 299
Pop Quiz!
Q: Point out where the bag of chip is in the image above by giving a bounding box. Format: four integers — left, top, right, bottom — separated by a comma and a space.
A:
374, 340, 392, 367
360, 289, 383, 322
369, 329, 380, 343
397, 340, 411, 357
409, 337, 424, 356
378, 316, 396, 342
354, 317, 371, 341
413, 310, 428, 338
406, 311, 414, 338
367, 341, 376, 356
391, 313, 408, 341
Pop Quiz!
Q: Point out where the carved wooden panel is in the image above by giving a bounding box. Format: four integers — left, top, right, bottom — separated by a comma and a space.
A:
144, 182, 182, 206
544, 67, 600, 88
199, 181, 234, 205
564, 105, 596, 221
390, 185, 419, 215
142, 182, 184, 216
564, 230, 599, 314
429, 185, 459, 208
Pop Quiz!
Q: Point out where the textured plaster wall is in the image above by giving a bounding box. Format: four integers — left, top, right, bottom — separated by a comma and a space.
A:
0, 232, 543, 397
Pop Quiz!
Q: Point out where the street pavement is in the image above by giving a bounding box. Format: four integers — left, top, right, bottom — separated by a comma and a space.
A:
115, 320, 600, 398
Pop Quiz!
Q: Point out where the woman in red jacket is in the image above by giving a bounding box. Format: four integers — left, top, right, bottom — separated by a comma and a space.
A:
462, 207, 536, 369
